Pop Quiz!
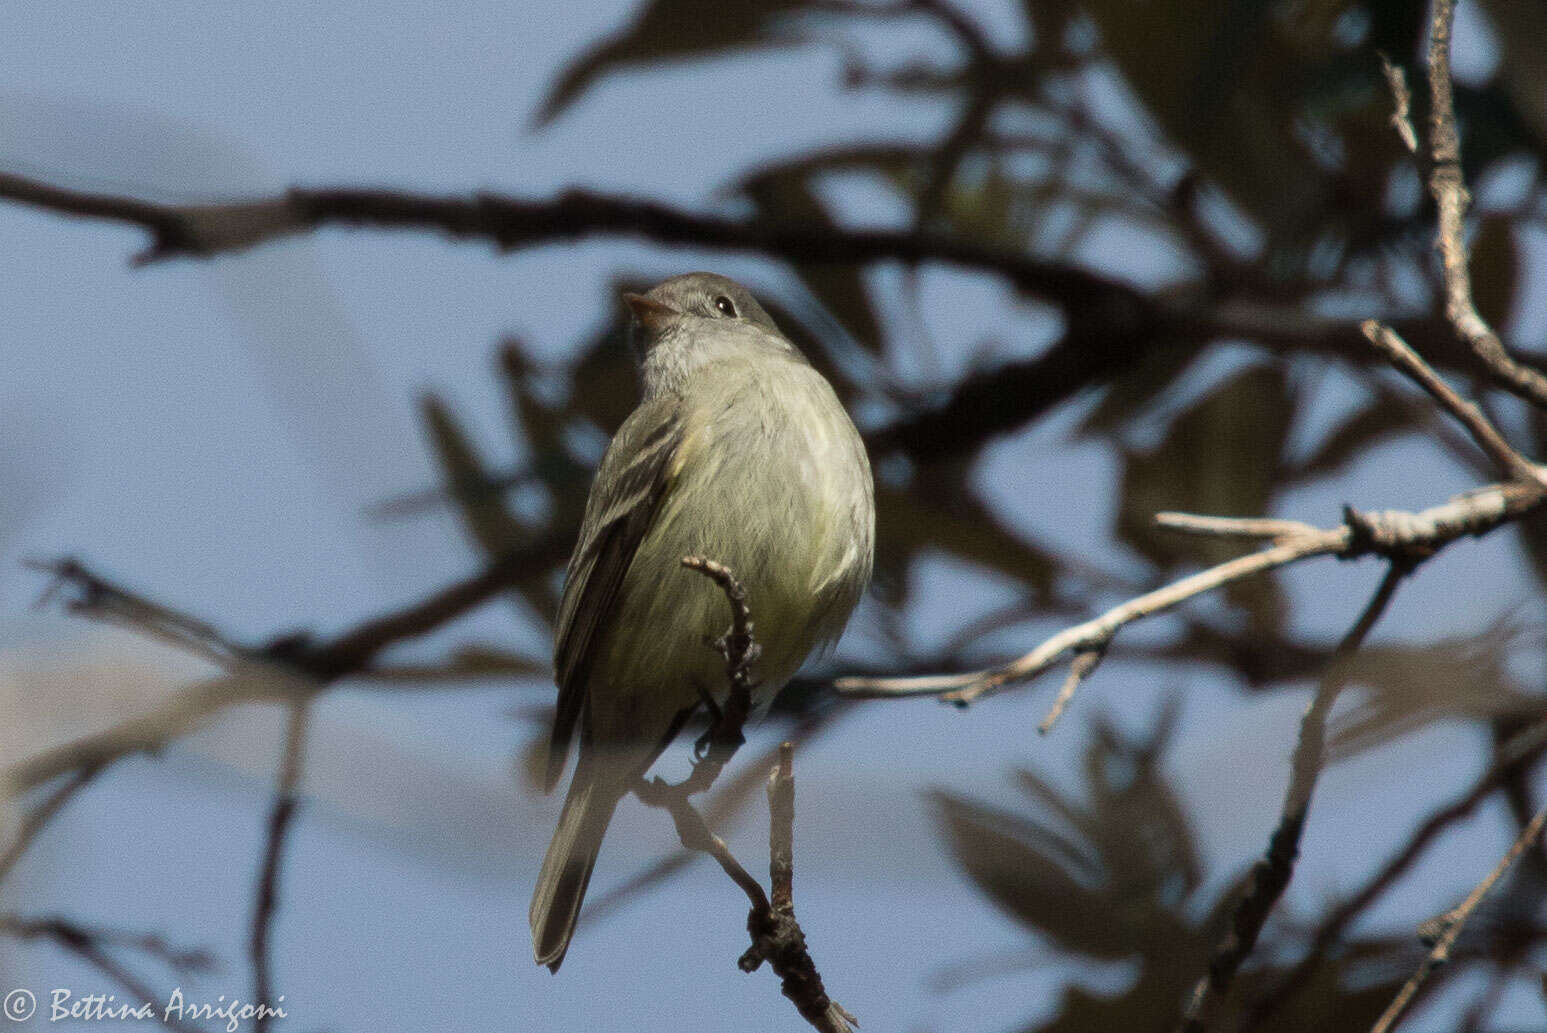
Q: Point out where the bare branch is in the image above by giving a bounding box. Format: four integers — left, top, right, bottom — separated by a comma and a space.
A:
837, 478, 1545, 705
1249, 720, 1547, 1026
0, 915, 216, 1033
7, 540, 565, 796
1371, 803, 1547, 1033
1378, 52, 1419, 154
0, 170, 1131, 313
250, 702, 309, 1033
632, 777, 771, 913
1152, 513, 1321, 542
1421, 0, 1547, 409
632, 563, 854, 1033
1037, 646, 1104, 734
1177, 562, 1408, 1033
1360, 320, 1538, 482
26, 558, 253, 667
0, 763, 105, 887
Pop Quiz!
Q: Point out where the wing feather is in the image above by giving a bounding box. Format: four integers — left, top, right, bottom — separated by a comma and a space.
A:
545, 396, 685, 789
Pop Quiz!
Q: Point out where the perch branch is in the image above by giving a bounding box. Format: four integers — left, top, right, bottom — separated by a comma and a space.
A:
633, 561, 854, 1033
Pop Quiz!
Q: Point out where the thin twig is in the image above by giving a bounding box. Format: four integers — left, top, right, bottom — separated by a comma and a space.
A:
1248, 720, 1547, 1026
0, 763, 104, 888
631, 562, 853, 1033
1378, 53, 1419, 154
837, 477, 1544, 704
1177, 562, 1408, 1033
1370, 803, 1547, 1033
0, 915, 215, 1033
1422, 0, 1547, 409
1360, 321, 1538, 482
1153, 513, 1321, 541
1037, 646, 1104, 734
250, 701, 309, 1033
26, 558, 252, 667
8, 541, 566, 795
633, 777, 770, 911
0, 914, 216, 974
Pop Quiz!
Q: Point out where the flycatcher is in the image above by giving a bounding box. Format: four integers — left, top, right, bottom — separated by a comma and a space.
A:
530, 272, 875, 970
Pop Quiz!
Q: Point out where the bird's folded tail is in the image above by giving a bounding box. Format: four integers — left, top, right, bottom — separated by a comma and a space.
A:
529, 764, 623, 972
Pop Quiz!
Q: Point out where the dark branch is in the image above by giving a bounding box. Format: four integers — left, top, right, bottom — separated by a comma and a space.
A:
631, 561, 855, 1033
1248, 722, 1547, 1026
0, 170, 1131, 310
250, 703, 309, 1033
1177, 562, 1408, 1033
8, 537, 567, 794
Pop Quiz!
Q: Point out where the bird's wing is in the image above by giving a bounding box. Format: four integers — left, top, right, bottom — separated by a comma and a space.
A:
546, 394, 687, 789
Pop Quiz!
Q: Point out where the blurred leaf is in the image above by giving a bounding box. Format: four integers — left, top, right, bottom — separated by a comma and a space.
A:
877, 482, 1059, 604
1470, 215, 1520, 330
1291, 385, 1423, 480
932, 706, 1199, 964
534, 0, 812, 125
1120, 364, 1295, 633
419, 392, 527, 556
1083, 0, 1424, 261
1078, 339, 1208, 436
1483, 0, 1547, 139
1329, 627, 1543, 759
420, 389, 570, 620
738, 168, 886, 356
930, 790, 1142, 960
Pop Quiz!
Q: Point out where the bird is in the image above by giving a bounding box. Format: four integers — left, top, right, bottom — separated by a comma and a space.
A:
530, 272, 875, 971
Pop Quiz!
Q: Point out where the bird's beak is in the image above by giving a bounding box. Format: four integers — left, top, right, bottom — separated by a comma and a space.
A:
623, 293, 677, 334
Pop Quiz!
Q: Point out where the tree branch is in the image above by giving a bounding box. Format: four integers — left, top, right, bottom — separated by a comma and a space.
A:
0, 170, 1131, 312
250, 702, 309, 1033
839, 318, 1547, 712
0, 915, 216, 1033
632, 561, 855, 1033
1248, 720, 1547, 1026
6, 540, 564, 796
1360, 320, 1538, 482
836, 480, 1543, 704
1370, 803, 1547, 1033
1177, 562, 1409, 1033
1421, 0, 1547, 409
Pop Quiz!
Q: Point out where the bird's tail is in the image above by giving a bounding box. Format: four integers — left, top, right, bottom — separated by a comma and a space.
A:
529, 762, 623, 972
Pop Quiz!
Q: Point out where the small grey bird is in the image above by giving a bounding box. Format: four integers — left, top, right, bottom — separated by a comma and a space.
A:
530, 272, 875, 971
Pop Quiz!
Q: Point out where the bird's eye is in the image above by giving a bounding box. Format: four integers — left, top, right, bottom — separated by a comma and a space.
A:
713, 295, 737, 317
